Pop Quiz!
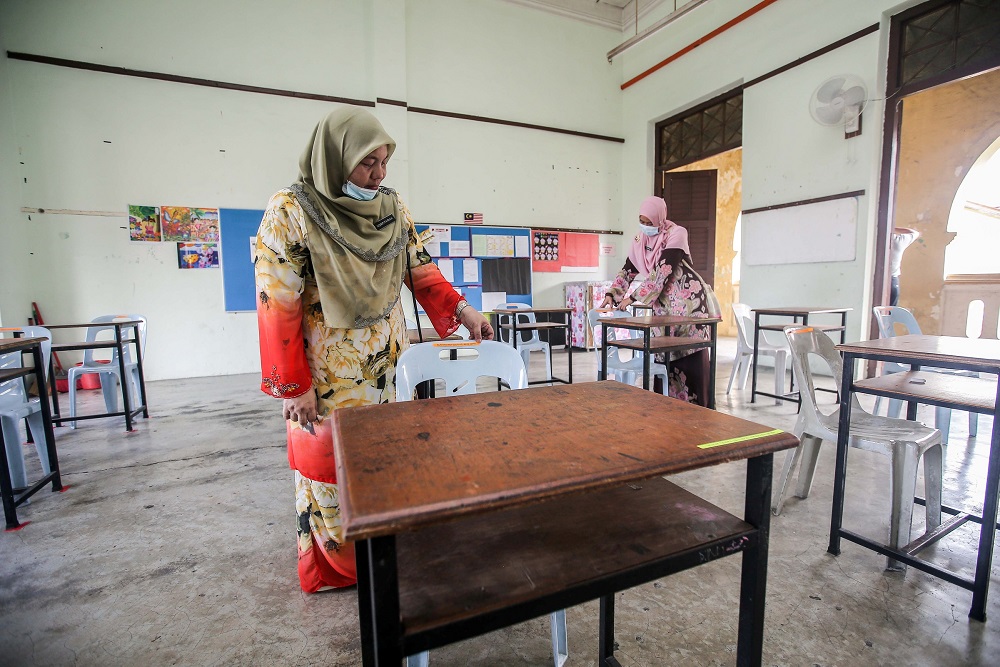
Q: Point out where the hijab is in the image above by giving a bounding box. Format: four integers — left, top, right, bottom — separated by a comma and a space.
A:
289, 108, 409, 329
626, 196, 691, 275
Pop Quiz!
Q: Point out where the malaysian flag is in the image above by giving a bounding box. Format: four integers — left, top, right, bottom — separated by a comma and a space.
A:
464, 212, 483, 224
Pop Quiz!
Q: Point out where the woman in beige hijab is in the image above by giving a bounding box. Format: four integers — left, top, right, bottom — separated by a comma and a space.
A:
255, 108, 492, 592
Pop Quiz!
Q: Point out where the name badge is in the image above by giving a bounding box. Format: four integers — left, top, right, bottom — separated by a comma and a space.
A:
374, 214, 395, 230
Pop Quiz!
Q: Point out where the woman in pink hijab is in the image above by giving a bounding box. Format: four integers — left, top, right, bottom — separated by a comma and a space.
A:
601, 196, 720, 406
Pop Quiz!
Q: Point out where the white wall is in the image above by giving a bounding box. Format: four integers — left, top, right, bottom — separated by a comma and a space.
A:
617, 0, 914, 340
0, 0, 625, 379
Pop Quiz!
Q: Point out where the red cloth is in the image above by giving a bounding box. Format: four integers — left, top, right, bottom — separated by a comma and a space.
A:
406, 262, 462, 339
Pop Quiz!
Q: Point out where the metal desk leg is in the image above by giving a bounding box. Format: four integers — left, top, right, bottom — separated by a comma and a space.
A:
737, 453, 772, 667
600, 323, 608, 381
708, 323, 718, 410
828, 352, 856, 556
360, 535, 403, 665
133, 323, 149, 418
31, 345, 62, 493
115, 325, 134, 432
642, 331, 651, 391
969, 382, 1000, 621
0, 428, 20, 529
566, 314, 573, 385
598, 594, 617, 666
750, 312, 761, 403
48, 353, 60, 419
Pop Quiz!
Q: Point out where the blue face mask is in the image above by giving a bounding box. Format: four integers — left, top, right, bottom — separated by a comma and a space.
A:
639, 224, 659, 237
343, 181, 379, 201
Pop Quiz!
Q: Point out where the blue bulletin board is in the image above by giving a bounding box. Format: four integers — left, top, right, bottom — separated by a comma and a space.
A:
220, 213, 533, 315
219, 208, 265, 312
414, 225, 533, 312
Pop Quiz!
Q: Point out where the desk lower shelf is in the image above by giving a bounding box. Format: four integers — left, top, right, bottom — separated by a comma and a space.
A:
853, 371, 997, 413
395, 476, 752, 652
611, 335, 711, 353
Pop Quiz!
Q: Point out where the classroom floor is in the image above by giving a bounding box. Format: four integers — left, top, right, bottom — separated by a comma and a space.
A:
1, 338, 998, 666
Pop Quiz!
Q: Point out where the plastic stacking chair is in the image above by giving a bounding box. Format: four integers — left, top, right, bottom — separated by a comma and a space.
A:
872, 306, 978, 443
395, 340, 568, 667
494, 303, 552, 382
67, 314, 147, 429
0, 326, 53, 489
586, 309, 667, 394
728, 304, 789, 402
774, 326, 943, 570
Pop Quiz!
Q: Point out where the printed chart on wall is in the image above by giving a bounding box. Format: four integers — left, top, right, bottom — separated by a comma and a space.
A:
531, 231, 599, 273
414, 225, 533, 313
219, 208, 266, 312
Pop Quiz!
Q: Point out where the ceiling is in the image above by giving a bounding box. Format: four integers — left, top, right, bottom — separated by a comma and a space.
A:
501, 0, 675, 31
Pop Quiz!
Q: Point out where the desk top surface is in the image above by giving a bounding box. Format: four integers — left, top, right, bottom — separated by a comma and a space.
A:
491, 307, 571, 315
45, 320, 142, 330
752, 307, 851, 316
599, 314, 722, 328
837, 335, 1000, 371
406, 329, 461, 344
0, 336, 45, 353
334, 381, 797, 540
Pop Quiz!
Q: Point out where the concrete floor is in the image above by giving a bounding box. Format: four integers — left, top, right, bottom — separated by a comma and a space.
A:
1, 338, 998, 666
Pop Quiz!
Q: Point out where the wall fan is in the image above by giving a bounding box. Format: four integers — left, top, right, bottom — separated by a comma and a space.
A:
809, 74, 868, 131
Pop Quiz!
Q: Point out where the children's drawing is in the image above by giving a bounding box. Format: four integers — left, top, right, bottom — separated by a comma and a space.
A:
128, 205, 161, 242
161, 206, 221, 242
177, 242, 220, 269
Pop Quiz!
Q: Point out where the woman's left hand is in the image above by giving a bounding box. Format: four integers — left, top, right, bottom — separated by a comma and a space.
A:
618, 297, 634, 311
460, 307, 494, 341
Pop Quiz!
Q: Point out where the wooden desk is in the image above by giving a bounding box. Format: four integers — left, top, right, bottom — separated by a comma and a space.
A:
46, 320, 148, 432
0, 337, 64, 529
598, 314, 721, 408
334, 381, 798, 665
832, 335, 1000, 621
750, 307, 851, 405
490, 307, 573, 385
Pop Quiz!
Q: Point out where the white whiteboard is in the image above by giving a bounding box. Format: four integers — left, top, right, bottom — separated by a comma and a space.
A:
743, 197, 857, 265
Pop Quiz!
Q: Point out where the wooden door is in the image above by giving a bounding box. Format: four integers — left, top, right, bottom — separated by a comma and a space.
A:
657, 170, 717, 287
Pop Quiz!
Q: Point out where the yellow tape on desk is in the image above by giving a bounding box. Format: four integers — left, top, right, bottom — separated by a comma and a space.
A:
697, 429, 784, 449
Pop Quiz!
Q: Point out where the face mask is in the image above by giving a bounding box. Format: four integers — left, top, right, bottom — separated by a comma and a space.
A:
343, 181, 379, 201
639, 224, 659, 237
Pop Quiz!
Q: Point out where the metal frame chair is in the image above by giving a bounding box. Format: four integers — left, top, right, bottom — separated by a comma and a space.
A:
586, 309, 667, 393
728, 303, 789, 402
494, 303, 552, 382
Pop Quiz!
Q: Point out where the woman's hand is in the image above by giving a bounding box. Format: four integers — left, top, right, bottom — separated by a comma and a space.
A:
460, 307, 494, 341
283, 390, 318, 425
618, 297, 634, 311
599, 296, 614, 309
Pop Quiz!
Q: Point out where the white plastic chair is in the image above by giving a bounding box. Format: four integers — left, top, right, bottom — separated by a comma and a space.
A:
728, 304, 789, 403
494, 303, 552, 382
774, 325, 943, 570
395, 340, 568, 667
1, 326, 53, 489
67, 314, 147, 429
872, 306, 978, 443
587, 309, 667, 394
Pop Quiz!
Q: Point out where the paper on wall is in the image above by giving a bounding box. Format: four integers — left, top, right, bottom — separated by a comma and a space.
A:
487, 235, 514, 257
429, 226, 451, 243
449, 240, 471, 257
481, 291, 507, 313
437, 258, 454, 282
472, 234, 488, 256
463, 260, 479, 283
514, 236, 530, 258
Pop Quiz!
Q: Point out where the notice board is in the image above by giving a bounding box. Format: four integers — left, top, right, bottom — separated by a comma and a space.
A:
219, 208, 265, 312
414, 225, 534, 312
